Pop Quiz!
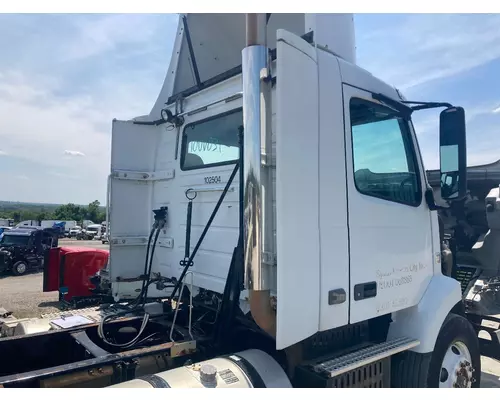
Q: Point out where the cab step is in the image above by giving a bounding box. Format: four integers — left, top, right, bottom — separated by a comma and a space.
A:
312, 337, 420, 378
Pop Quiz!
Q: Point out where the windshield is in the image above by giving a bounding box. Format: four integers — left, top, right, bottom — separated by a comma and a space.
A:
87, 227, 98, 232
1, 235, 30, 246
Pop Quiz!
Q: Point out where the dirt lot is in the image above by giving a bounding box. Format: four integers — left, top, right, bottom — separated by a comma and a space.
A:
0, 239, 108, 318
482, 357, 500, 387
0, 239, 500, 387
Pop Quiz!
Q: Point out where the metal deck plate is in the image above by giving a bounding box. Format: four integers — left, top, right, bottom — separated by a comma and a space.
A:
313, 337, 420, 378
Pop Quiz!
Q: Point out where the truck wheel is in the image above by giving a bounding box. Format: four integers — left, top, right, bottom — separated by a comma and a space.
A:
391, 313, 480, 388
12, 261, 28, 276
428, 313, 481, 388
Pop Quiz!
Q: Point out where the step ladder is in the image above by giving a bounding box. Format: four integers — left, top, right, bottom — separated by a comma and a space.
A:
312, 337, 420, 378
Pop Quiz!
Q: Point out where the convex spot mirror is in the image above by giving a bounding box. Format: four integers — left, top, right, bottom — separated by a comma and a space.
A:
439, 106, 467, 201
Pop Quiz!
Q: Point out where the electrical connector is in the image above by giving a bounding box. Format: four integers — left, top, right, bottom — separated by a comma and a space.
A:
153, 206, 168, 230
143, 302, 164, 317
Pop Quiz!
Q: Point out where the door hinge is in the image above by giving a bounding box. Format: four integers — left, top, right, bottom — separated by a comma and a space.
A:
158, 238, 174, 249
261, 152, 276, 168
110, 236, 174, 249
262, 252, 277, 266
110, 236, 149, 246
111, 169, 175, 182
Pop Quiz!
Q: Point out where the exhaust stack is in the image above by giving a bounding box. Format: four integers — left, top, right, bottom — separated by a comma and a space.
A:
242, 14, 275, 337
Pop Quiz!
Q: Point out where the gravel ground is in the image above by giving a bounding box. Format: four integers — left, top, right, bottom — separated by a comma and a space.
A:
1, 239, 500, 386
0, 271, 59, 318
481, 357, 500, 387
0, 240, 108, 318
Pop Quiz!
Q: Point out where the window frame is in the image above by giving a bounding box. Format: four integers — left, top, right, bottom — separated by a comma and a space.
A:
42, 232, 54, 247
349, 97, 423, 208
180, 107, 243, 172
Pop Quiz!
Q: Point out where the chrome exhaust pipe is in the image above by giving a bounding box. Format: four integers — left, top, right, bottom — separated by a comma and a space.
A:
242, 13, 275, 337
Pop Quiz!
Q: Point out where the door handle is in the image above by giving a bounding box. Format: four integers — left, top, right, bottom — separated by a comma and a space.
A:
354, 281, 377, 301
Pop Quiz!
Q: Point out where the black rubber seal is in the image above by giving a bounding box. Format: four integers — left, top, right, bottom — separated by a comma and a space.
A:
136, 374, 171, 388
223, 354, 266, 388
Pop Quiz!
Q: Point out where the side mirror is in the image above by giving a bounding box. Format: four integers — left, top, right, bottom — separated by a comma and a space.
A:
439, 106, 467, 201
34, 232, 42, 251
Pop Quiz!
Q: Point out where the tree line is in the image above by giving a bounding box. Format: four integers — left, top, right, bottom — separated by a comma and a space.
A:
0, 200, 106, 225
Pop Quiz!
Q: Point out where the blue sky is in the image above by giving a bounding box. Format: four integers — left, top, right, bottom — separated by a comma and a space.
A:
0, 13, 498, 204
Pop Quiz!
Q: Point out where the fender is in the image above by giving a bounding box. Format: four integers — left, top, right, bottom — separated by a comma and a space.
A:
387, 274, 462, 354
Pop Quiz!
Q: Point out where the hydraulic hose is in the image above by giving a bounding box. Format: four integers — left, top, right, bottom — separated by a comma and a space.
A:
97, 310, 150, 348
131, 207, 168, 308
98, 207, 168, 348
133, 227, 156, 308
141, 227, 162, 305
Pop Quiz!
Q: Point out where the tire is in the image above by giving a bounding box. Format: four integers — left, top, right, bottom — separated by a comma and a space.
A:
12, 261, 28, 276
391, 313, 480, 388
428, 313, 481, 388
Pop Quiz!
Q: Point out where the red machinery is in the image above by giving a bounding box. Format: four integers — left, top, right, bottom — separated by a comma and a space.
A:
43, 247, 109, 304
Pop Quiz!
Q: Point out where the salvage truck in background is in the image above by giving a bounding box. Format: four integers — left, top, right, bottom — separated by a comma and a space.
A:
0, 13, 493, 388
0, 227, 59, 276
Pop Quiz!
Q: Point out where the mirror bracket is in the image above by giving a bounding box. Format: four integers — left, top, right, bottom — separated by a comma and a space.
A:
425, 188, 448, 211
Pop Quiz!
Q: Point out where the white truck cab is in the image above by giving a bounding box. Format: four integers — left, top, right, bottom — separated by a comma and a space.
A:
84, 13, 478, 388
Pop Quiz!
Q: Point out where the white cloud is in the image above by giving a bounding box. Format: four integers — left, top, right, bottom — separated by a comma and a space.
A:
357, 14, 500, 91
0, 70, 159, 202
355, 14, 500, 169
64, 150, 86, 157
0, 13, 499, 203
50, 171, 81, 179
0, 14, 176, 204
0, 71, 109, 168
412, 100, 500, 170
413, 101, 500, 137
62, 14, 170, 62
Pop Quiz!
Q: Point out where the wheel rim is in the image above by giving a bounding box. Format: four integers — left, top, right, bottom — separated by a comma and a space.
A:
16, 263, 27, 274
439, 340, 475, 388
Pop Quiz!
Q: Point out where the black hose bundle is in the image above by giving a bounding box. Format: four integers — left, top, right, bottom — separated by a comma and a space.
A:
98, 207, 168, 348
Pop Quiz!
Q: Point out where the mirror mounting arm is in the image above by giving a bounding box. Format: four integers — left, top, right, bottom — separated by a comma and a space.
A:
425, 187, 469, 211
425, 188, 449, 211
402, 101, 454, 112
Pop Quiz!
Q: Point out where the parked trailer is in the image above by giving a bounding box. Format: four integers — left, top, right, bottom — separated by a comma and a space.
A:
0, 219, 14, 228
16, 220, 77, 237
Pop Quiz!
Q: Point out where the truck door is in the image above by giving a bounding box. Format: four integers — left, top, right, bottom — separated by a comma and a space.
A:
170, 108, 242, 295
108, 120, 167, 299
343, 85, 434, 323
275, 29, 322, 349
